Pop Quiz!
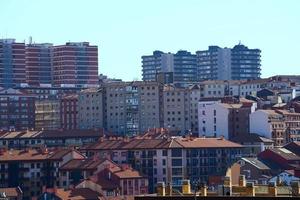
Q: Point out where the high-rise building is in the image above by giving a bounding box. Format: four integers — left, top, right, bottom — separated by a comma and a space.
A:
196, 44, 261, 81
25, 43, 53, 86
142, 50, 197, 85
52, 42, 98, 88
0, 39, 26, 88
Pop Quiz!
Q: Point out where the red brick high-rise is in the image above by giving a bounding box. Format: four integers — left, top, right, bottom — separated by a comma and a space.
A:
52, 42, 98, 88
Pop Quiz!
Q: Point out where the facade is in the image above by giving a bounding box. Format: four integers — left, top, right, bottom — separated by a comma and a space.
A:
0, 39, 26, 88
196, 44, 261, 81
198, 100, 256, 139
104, 81, 163, 135
78, 88, 103, 129
0, 148, 85, 199
52, 42, 98, 88
25, 43, 52, 86
84, 136, 243, 192
250, 109, 300, 146
250, 110, 286, 146
0, 88, 35, 131
142, 50, 197, 85
35, 99, 60, 130
60, 94, 78, 130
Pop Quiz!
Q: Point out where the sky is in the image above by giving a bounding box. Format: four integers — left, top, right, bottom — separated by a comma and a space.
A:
1, 0, 299, 81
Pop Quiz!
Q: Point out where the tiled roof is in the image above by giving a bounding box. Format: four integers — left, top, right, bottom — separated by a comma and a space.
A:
0, 187, 22, 197
241, 157, 271, 170
84, 137, 242, 150
113, 167, 144, 179
0, 129, 104, 139
60, 158, 106, 170
232, 133, 274, 144
174, 137, 242, 148
55, 188, 102, 200
0, 148, 79, 162
269, 148, 300, 161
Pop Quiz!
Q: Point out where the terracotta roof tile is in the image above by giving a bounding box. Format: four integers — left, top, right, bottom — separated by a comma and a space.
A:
55, 188, 102, 200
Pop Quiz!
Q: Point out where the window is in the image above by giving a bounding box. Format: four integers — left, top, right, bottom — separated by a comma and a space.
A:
172, 159, 182, 166
214, 110, 216, 116
171, 149, 182, 157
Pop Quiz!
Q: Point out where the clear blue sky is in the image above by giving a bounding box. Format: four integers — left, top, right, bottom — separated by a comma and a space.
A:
1, 0, 299, 81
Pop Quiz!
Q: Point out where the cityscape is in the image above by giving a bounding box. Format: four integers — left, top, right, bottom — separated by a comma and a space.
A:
1, 1, 300, 200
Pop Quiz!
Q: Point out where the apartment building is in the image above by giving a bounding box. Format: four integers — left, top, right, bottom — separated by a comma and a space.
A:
104, 81, 163, 135
35, 99, 60, 130
196, 44, 261, 81
198, 99, 256, 139
78, 88, 103, 129
142, 50, 197, 85
0, 39, 26, 88
60, 94, 78, 130
275, 110, 300, 142
0, 88, 35, 131
0, 148, 84, 199
84, 135, 243, 192
250, 110, 287, 146
25, 43, 52, 85
52, 42, 98, 88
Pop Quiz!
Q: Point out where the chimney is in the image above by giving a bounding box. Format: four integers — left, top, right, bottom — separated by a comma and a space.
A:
200, 184, 207, 197
157, 182, 165, 196
291, 181, 300, 196
268, 182, 277, 197
246, 182, 255, 197
182, 179, 191, 195
239, 175, 246, 187
166, 183, 172, 196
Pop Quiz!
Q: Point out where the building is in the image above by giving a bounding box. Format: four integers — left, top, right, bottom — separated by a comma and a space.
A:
60, 94, 78, 130
0, 39, 26, 88
78, 88, 103, 129
25, 43, 52, 86
142, 50, 197, 85
0, 129, 105, 149
104, 81, 163, 135
198, 99, 256, 139
250, 109, 300, 146
258, 148, 300, 171
250, 110, 286, 146
231, 133, 274, 156
84, 136, 243, 192
86, 162, 148, 196
196, 43, 261, 81
0, 88, 35, 131
0, 148, 85, 199
35, 99, 60, 130
237, 157, 273, 184
52, 42, 98, 88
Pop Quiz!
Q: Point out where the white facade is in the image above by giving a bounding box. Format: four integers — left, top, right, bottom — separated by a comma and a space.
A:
249, 110, 272, 138
198, 101, 229, 138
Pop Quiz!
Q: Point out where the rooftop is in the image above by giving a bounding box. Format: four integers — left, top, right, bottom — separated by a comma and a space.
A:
0, 148, 79, 162
0, 129, 105, 139
84, 137, 242, 150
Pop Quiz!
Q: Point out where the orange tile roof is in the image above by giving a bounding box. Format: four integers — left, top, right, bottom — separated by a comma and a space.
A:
174, 137, 243, 148
84, 137, 242, 150
0, 187, 22, 197
55, 188, 102, 200
113, 167, 144, 179
60, 158, 106, 170
0, 148, 79, 162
